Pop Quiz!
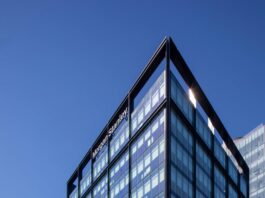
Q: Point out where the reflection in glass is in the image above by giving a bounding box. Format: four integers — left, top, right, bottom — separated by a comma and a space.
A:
131, 71, 165, 136
131, 110, 165, 198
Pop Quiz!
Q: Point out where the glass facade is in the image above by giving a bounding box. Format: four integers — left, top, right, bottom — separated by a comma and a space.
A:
131, 110, 165, 198
110, 151, 129, 198
93, 144, 108, 180
131, 71, 165, 136
110, 120, 129, 161
214, 138, 226, 168
235, 124, 265, 198
80, 162, 92, 196
196, 112, 212, 149
67, 38, 249, 198
214, 166, 226, 198
171, 110, 193, 198
93, 175, 108, 198
169, 71, 248, 198
196, 143, 212, 198
228, 184, 238, 198
171, 73, 193, 124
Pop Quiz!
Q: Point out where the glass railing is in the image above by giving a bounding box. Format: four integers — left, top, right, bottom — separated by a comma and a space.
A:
228, 159, 238, 185
171, 73, 194, 124
131, 71, 165, 136
214, 138, 226, 168
196, 112, 212, 149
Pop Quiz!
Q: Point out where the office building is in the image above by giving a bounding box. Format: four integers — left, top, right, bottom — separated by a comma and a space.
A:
234, 124, 265, 198
67, 37, 249, 198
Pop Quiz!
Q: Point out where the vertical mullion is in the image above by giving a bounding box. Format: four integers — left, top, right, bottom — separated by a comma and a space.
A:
67, 182, 70, 198
165, 37, 171, 198
211, 131, 215, 198
238, 172, 241, 198
91, 151, 94, 198
247, 172, 250, 198
193, 109, 196, 198
128, 95, 132, 198
107, 138, 110, 198
246, 166, 249, 198
78, 169, 81, 198
225, 155, 229, 198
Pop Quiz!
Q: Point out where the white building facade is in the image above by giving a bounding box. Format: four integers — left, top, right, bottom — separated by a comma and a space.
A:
234, 124, 265, 198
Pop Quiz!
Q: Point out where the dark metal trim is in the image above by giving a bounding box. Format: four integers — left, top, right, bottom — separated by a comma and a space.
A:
128, 94, 132, 198
165, 37, 171, 198
169, 37, 249, 176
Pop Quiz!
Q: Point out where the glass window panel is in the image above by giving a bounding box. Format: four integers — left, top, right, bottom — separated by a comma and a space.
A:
170, 110, 194, 198
171, 110, 193, 154
214, 186, 225, 198
196, 165, 211, 197
171, 137, 193, 180
110, 151, 129, 198
171, 73, 194, 123
240, 175, 247, 197
214, 138, 226, 168
93, 144, 108, 180
228, 159, 238, 185
131, 110, 165, 198
214, 166, 226, 193
171, 165, 193, 198
196, 143, 211, 175
93, 175, 108, 198
69, 187, 78, 198
69, 178, 78, 198
80, 161, 92, 196
228, 184, 238, 198
131, 71, 165, 136
196, 112, 212, 148
85, 193, 91, 198
110, 119, 129, 161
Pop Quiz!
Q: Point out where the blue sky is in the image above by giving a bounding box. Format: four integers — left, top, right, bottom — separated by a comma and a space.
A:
0, 1, 265, 197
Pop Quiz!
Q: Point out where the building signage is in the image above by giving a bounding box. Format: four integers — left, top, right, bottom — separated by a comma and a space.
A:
92, 107, 128, 159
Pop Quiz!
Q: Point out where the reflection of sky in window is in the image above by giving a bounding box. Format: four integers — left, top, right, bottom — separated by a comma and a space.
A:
133, 59, 166, 109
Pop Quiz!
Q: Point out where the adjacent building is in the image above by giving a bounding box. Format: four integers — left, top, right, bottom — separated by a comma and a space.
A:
234, 124, 265, 198
67, 37, 249, 198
